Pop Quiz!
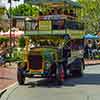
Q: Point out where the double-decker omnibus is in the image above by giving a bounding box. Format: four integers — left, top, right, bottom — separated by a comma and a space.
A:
17, 0, 85, 85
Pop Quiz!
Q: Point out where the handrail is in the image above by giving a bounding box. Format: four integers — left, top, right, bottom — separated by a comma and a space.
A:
24, 18, 84, 32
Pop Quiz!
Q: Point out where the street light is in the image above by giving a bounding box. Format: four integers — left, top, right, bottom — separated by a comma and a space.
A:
8, 0, 12, 57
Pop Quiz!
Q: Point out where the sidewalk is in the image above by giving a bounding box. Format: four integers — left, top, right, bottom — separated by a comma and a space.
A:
85, 59, 100, 65
0, 63, 17, 91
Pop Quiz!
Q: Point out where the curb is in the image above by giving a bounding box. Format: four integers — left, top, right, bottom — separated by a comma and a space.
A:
0, 89, 7, 98
85, 63, 100, 66
0, 82, 16, 98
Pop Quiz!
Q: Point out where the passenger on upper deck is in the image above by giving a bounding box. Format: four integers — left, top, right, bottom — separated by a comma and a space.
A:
43, 10, 52, 20
57, 8, 68, 19
38, 11, 44, 20
68, 10, 77, 20
51, 9, 61, 19
58, 9, 64, 15
38, 9, 77, 21
64, 10, 70, 19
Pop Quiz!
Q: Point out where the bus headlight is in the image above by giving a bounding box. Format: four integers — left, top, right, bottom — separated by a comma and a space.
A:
79, 50, 84, 56
44, 62, 51, 70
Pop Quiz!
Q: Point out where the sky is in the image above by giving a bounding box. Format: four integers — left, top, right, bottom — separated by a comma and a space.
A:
0, 0, 24, 9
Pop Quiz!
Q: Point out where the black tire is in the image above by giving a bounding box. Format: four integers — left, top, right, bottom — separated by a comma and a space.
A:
78, 61, 84, 76
17, 69, 25, 85
72, 61, 84, 77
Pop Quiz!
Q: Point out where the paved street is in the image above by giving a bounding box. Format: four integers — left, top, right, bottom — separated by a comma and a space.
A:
0, 59, 99, 91
1, 65, 100, 100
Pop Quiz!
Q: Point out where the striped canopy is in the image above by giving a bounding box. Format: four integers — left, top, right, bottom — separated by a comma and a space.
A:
84, 34, 100, 39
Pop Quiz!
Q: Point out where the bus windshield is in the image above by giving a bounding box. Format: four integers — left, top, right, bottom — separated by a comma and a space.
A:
29, 39, 59, 48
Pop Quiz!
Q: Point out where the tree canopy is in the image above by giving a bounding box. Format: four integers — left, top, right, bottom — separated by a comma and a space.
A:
8, 3, 39, 17
78, 0, 100, 34
0, 8, 6, 16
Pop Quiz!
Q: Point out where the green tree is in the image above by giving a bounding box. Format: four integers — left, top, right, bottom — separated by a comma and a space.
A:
0, 7, 6, 16
8, 3, 39, 17
18, 36, 25, 48
78, 0, 100, 34
0, 37, 9, 43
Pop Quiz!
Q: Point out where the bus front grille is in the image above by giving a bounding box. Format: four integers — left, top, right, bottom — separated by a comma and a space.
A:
28, 55, 42, 70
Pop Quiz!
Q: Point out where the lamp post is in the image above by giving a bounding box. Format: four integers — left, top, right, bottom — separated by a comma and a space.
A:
8, 0, 20, 57
10, 0, 12, 57
8, 0, 12, 57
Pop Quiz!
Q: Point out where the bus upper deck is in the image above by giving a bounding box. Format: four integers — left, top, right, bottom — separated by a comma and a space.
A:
13, 0, 84, 38
24, 18, 84, 39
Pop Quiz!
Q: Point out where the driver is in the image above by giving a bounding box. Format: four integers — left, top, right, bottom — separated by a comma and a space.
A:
56, 35, 71, 80
47, 35, 71, 83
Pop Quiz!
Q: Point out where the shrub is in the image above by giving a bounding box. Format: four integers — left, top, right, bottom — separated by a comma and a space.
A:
0, 37, 9, 44
18, 36, 25, 48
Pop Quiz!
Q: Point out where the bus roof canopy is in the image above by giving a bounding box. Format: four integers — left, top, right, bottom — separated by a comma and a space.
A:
24, 0, 82, 8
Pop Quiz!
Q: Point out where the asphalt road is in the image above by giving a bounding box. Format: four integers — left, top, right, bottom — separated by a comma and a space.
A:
1, 65, 100, 100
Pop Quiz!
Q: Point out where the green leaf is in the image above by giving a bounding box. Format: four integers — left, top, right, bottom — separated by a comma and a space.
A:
8, 3, 39, 16
78, 0, 100, 33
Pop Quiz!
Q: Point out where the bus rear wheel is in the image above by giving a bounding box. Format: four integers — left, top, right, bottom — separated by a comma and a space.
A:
72, 61, 84, 77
